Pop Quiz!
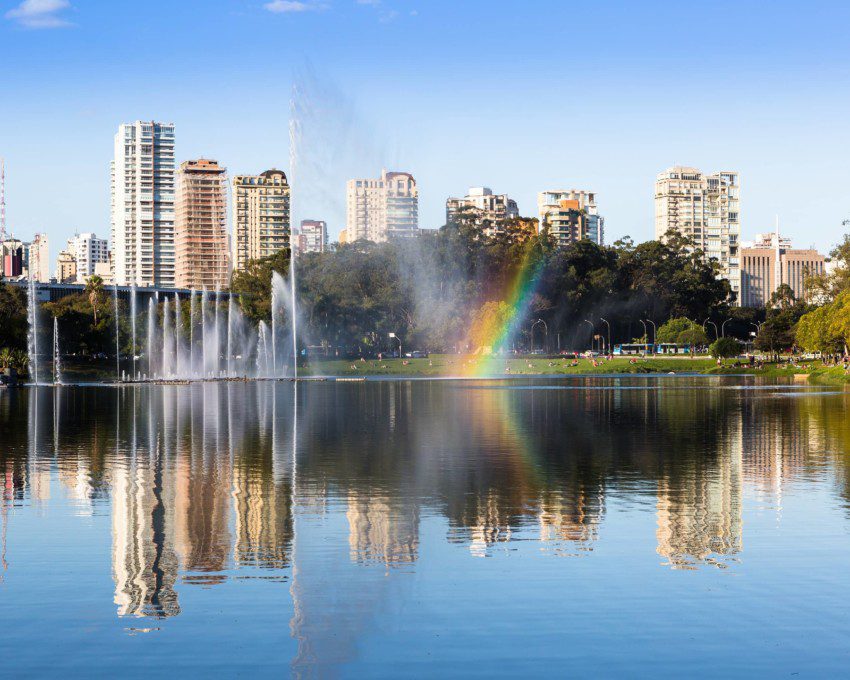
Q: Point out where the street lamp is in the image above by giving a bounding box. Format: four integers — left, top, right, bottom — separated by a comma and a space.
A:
645, 319, 657, 355
639, 319, 648, 351
703, 317, 718, 341
721, 318, 733, 338
600, 318, 611, 357
583, 319, 594, 352
531, 319, 548, 353
388, 332, 401, 359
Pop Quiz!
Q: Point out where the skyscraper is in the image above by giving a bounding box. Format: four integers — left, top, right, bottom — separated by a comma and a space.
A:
446, 187, 518, 237
346, 169, 418, 242
111, 121, 176, 287
175, 159, 230, 290
538, 190, 604, 246
655, 167, 741, 299
232, 169, 290, 273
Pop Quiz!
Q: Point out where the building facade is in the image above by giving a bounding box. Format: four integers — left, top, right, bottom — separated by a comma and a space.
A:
538, 190, 604, 246
297, 219, 328, 254
346, 170, 418, 242
740, 232, 825, 307
27, 233, 50, 282
446, 187, 519, 237
1, 238, 23, 278
175, 159, 230, 290
232, 169, 290, 272
67, 232, 109, 282
111, 121, 176, 287
655, 167, 741, 299
55, 249, 77, 283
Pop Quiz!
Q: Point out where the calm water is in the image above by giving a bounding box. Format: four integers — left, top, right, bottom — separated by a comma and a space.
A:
1, 376, 850, 677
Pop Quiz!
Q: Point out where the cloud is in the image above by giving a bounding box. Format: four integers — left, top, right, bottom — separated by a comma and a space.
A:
264, 0, 326, 12
5, 0, 72, 28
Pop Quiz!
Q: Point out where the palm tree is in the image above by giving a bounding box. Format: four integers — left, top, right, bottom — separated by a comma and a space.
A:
11, 349, 28, 373
85, 275, 105, 324
0, 348, 12, 371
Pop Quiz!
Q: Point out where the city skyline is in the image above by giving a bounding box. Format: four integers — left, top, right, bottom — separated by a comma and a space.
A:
2, 1, 849, 252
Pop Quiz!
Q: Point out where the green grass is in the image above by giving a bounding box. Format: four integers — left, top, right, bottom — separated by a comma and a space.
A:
304, 355, 722, 377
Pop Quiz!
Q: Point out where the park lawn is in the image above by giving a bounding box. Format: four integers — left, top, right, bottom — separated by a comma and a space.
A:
303, 355, 721, 377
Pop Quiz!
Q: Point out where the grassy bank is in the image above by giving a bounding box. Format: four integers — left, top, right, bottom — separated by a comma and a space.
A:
305, 355, 722, 377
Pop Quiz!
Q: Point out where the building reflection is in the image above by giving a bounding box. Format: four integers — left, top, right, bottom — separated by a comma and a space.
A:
3, 375, 850, 671
655, 402, 744, 569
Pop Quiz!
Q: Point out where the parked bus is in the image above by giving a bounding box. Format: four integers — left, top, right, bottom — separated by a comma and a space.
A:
614, 343, 694, 355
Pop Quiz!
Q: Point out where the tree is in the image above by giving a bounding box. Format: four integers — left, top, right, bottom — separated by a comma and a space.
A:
0, 283, 28, 351
0, 347, 12, 370
769, 283, 796, 310
796, 305, 842, 354
657, 317, 706, 344
467, 301, 512, 352
710, 337, 740, 359
85, 275, 105, 324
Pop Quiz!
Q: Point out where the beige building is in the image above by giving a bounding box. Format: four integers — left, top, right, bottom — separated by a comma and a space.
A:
27, 233, 50, 282
538, 190, 604, 245
231, 169, 290, 272
655, 167, 740, 299
740, 232, 825, 307
55, 249, 77, 284
446, 187, 518, 237
346, 169, 418, 242
175, 159, 230, 290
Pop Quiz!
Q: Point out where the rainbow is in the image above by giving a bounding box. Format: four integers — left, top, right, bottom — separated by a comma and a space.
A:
466, 245, 546, 376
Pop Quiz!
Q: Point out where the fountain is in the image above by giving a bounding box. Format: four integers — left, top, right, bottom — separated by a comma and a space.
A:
130, 283, 137, 379
190, 289, 197, 377
113, 284, 120, 380
53, 317, 62, 385
147, 297, 157, 379
162, 296, 173, 378
26, 277, 40, 385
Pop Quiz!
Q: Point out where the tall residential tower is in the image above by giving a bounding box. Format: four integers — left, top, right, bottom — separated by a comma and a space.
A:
111, 121, 176, 287
655, 166, 740, 299
346, 170, 418, 242
446, 187, 518, 237
538, 190, 604, 246
231, 169, 291, 272
175, 159, 230, 290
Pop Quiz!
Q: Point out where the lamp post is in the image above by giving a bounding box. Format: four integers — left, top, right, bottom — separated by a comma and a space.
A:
645, 319, 657, 355
388, 332, 401, 359
703, 317, 718, 341
531, 319, 548, 353
600, 318, 611, 357
721, 318, 733, 338
583, 319, 594, 353
639, 319, 648, 355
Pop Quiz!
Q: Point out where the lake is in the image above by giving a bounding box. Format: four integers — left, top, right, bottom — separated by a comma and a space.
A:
1, 376, 849, 677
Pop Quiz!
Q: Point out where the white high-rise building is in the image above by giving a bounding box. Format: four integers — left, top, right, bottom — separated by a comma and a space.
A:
446, 187, 519, 237
346, 169, 418, 242
655, 166, 740, 299
537, 190, 604, 245
67, 232, 109, 282
111, 121, 176, 287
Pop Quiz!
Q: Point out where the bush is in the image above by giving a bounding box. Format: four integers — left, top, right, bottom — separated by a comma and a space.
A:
709, 336, 740, 359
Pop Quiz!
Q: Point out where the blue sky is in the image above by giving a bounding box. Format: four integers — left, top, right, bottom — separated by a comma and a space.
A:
1, 0, 850, 252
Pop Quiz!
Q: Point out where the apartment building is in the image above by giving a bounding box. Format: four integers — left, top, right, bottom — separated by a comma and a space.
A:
67, 232, 109, 281
538, 190, 604, 246
55, 249, 77, 283
740, 232, 825, 307
446, 187, 519, 236
655, 166, 740, 299
346, 170, 418, 242
297, 219, 328, 254
175, 159, 230, 290
111, 121, 176, 287
232, 169, 290, 272
27, 233, 50, 282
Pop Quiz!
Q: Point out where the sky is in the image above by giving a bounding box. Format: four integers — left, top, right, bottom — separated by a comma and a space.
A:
1, 0, 850, 254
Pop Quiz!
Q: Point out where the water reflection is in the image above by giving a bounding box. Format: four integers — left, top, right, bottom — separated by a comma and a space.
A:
0, 378, 849, 662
